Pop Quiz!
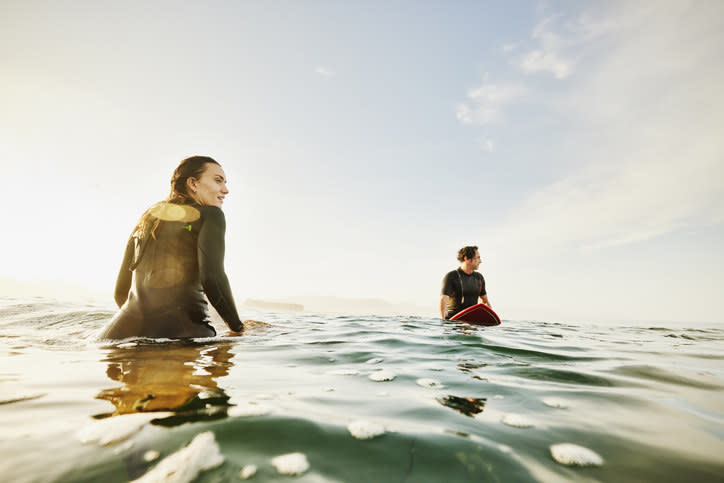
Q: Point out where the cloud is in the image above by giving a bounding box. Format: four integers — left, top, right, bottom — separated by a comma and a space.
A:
315, 66, 335, 77
518, 16, 573, 78
520, 49, 571, 79
456, 83, 526, 125
489, 0, 724, 255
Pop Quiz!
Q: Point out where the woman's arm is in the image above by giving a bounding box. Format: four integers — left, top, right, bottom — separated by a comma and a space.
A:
197, 206, 244, 332
114, 237, 134, 308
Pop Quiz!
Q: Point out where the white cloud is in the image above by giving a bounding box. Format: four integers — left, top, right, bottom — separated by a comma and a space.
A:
520, 49, 571, 79
456, 83, 526, 125
490, 0, 724, 255
518, 16, 574, 78
315, 66, 335, 77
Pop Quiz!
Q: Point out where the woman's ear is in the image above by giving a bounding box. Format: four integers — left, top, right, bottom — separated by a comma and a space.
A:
186, 177, 197, 194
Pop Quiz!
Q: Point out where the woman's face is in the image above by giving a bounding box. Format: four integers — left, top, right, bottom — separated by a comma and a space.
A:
189, 163, 229, 208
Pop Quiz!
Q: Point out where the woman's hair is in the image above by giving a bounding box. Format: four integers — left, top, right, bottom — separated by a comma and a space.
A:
167, 155, 220, 204
457, 245, 478, 262
134, 156, 220, 239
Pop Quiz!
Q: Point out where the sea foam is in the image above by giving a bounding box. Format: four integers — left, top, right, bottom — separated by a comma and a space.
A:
132, 431, 224, 482
348, 420, 386, 439
501, 413, 534, 428
77, 412, 172, 446
228, 402, 272, 417
271, 452, 309, 475
550, 443, 603, 466
369, 370, 396, 381
416, 378, 444, 388
542, 397, 569, 409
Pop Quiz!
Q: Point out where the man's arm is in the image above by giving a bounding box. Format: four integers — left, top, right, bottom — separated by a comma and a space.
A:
439, 295, 449, 319
480, 294, 491, 308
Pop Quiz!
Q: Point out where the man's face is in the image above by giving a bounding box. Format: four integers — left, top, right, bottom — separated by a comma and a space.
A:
469, 250, 481, 270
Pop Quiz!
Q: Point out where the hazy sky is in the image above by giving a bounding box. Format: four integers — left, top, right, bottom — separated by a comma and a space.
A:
2, 0, 722, 324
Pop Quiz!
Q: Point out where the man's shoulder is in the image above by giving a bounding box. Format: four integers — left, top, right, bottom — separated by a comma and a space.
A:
443, 269, 459, 279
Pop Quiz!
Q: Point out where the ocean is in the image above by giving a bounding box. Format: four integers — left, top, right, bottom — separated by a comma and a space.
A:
0, 296, 722, 482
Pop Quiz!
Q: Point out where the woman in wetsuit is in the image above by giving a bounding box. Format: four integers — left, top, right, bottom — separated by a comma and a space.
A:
101, 156, 244, 339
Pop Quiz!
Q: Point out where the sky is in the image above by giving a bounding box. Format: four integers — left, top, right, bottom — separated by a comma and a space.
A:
1, 0, 723, 324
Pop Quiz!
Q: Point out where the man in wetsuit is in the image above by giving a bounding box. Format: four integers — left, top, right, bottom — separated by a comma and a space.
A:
439, 246, 491, 319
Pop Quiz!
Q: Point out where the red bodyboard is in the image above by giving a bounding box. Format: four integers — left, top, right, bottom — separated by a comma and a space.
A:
450, 303, 501, 326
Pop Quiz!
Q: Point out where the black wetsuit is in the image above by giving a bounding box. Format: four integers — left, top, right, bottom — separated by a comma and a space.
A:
441, 268, 486, 319
101, 204, 243, 339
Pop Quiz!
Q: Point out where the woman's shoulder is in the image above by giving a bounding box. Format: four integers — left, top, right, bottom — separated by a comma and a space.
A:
195, 204, 226, 227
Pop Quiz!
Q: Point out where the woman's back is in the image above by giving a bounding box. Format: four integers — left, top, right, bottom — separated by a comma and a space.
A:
101, 156, 244, 340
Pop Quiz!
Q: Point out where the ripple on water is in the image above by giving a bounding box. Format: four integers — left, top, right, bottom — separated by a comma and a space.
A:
612, 364, 724, 390
510, 367, 617, 387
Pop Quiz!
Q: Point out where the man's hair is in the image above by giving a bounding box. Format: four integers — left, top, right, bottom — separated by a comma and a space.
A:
457, 246, 478, 262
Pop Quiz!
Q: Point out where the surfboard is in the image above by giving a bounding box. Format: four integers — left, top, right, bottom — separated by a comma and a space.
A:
450, 303, 501, 326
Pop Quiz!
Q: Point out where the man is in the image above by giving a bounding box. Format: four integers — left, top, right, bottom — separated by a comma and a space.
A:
440, 246, 491, 319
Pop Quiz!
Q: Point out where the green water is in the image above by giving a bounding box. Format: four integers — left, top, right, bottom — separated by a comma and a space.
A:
0, 298, 722, 482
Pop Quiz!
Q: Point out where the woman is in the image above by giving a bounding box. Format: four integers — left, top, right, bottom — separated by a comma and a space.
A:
101, 156, 244, 339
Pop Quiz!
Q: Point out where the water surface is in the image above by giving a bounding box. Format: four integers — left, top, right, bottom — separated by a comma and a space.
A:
0, 297, 722, 482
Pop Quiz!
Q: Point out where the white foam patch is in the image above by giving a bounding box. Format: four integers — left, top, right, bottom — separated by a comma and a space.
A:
132, 431, 224, 482
501, 414, 534, 428
324, 387, 335, 392
369, 370, 395, 382
328, 369, 359, 376
255, 393, 274, 400
348, 420, 385, 440
77, 412, 172, 446
550, 443, 604, 466
543, 398, 569, 409
416, 378, 444, 389
228, 403, 272, 417
271, 452, 309, 476
143, 450, 160, 462
493, 395, 504, 399
240, 465, 257, 479
376, 391, 390, 397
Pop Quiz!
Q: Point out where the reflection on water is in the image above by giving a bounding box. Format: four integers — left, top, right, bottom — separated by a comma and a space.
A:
436, 395, 487, 417
94, 341, 236, 426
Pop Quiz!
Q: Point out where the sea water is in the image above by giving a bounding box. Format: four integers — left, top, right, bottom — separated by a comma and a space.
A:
0, 296, 722, 482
